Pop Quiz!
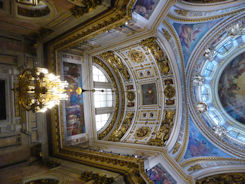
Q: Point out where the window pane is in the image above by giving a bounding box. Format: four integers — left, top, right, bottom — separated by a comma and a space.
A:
93, 66, 108, 82
94, 88, 113, 108
95, 113, 110, 131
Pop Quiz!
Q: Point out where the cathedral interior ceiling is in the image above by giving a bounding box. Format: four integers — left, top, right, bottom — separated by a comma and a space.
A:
45, 0, 245, 183
1, 0, 245, 183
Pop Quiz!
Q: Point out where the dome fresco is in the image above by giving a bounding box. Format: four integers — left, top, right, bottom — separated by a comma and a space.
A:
188, 21, 245, 155
218, 52, 245, 125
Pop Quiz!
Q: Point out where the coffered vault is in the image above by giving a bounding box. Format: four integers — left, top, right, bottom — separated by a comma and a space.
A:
0, 0, 245, 183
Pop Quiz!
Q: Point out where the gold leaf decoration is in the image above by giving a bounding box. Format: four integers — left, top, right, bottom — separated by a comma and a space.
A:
108, 112, 134, 141
128, 49, 146, 63
147, 110, 175, 146
134, 126, 151, 140
164, 85, 176, 99
187, 164, 202, 172
100, 51, 130, 81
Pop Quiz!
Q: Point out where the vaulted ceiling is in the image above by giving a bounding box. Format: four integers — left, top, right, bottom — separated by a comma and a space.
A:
0, 0, 245, 183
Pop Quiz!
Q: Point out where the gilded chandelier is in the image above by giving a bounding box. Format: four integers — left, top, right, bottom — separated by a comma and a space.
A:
16, 67, 68, 113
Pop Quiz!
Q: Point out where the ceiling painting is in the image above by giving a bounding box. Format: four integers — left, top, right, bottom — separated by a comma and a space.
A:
183, 116, 232, 160
218, 52, 245, 125
147, 163, 177, 184
133, 0, 160, 19
141, 83, 158, 105
172, 20, 218, 66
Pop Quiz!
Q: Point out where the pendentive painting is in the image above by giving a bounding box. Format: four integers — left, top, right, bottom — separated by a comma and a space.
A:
147, 163, 177, 184
142, 83, 157, 105
133, 0, 160, 19
63, 62, 85, 137
184, 116, 231, 159
173, 21, 217, 65
218, 52, 245, 125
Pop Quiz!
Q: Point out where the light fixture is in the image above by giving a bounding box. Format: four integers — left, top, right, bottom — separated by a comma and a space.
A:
16, 67, 68, 113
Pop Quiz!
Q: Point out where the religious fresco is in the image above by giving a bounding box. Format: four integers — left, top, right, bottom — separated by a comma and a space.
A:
147, 163, 177, 184
184, 116, 231, 160
142, 83, 157, 105
218, 52, 245, 124
133, 0, 160, 19
63, 62, 85, 137
173, 21, 217, 65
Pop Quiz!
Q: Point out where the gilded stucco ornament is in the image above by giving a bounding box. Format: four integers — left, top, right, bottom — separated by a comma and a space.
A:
148, 110, 175, 146
100, 51, 130, 81
140, 37, 170, 75
161, 28, 171, 41
127, 91, 135, 101
196, 173, 245, 184
134, 126, 151, 140
187, 164, 202, 172
172, 142, 181, 154
164, 84, 176, 99
128, 49, 146, 63
174, 9, 188, 16
140, 37, 164, 62
108, 112, 134, 141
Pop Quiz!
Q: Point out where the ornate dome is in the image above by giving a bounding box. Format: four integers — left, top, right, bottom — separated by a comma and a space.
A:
188, 19, 245, 157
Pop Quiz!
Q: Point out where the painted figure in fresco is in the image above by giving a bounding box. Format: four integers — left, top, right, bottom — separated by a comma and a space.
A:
147, 165, 175, 184
189, 139, 209, 157
218, 52, 245, 124
134, 0, 158, 19
179, 24, 201, 49
63, 62, 85, 137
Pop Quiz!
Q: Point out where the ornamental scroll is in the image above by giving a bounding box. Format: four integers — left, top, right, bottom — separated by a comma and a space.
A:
100, 51, 130, 81
147, 110, 175, 146
108, 112, 134, 141
140, 37, 170, 75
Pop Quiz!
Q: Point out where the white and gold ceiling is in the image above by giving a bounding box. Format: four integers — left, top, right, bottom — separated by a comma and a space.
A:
33, 0, 245, 183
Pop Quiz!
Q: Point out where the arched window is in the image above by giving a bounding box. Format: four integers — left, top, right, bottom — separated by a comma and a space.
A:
92, 65, 115, 131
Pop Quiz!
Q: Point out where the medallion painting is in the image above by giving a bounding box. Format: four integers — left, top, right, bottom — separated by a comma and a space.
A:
173, 21, 217, 65
218, 52, 245, 125
142, 83, 157, 105
62, 62, 85, 139
133, 0, 160, 19
147, 163, 177, 184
